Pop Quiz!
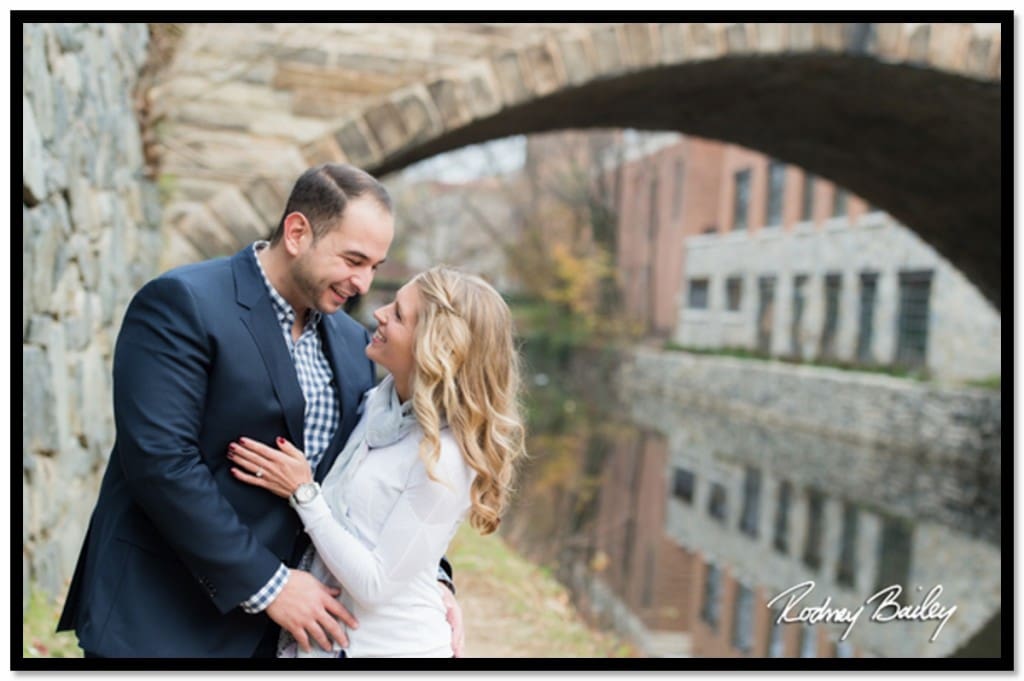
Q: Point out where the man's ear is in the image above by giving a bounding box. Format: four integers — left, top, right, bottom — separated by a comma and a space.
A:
282, 212, 311, 256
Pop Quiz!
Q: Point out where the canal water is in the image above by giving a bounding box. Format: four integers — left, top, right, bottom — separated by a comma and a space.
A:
501, 347, 1001, 659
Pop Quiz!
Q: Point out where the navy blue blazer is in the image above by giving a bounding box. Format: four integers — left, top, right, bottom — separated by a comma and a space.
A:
57, 246, 378, 657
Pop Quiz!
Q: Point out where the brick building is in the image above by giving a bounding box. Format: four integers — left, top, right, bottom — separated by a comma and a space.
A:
614, 134, 1001, 382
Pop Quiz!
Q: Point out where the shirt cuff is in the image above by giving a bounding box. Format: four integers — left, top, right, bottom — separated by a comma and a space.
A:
240, 563, 289, 613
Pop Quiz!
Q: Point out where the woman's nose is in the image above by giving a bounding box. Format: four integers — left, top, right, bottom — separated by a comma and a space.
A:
373, 307, 386, 324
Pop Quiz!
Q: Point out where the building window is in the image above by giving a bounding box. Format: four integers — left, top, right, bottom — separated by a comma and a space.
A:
672, 467, 696, 504
757, 276, 776, 354
726, 276, 743, 312
702, 563, 722, 628
801, 172, 815, 221
773, 480, 792, 554
739, 466, 762, 538
856, 272, 879, 363
832, 187, 848, 218
733, 168, 751, 231
836, 501, 859, 588
802, 489, 825, 571
820, 273, 842, 359
688, 278, 710, 309
799, 625, 818, 658
733, 583, 754, 653
875, 517, 913, 606
790, 275, 808, 358
673, 159, 685, 218
708, 482, 728, 523
765, 160, 785, 227
767, 608, 785, 657
895, 270, 933, 369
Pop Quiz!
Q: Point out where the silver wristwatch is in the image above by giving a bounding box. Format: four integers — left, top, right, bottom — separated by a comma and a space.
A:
289, 481, 320, 508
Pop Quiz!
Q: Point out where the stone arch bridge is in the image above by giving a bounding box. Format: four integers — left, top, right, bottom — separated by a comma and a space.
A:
150, 21, 1003, 309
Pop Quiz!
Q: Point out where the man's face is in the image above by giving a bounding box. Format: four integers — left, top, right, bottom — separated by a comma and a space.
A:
289, 196, 395, 315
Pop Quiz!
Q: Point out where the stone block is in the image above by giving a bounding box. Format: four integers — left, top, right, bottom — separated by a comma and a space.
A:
724, 23, 751, 53
23, 343, 59, 458
490, 50, 532, 107
333, 118, 381, 169
26, 202, 62, 316
686, 23, 723, 61
23, 96, 47, 206
167, 200, 239, 261
242, 175, 292, 231
54, 23, 86, 52
872, 21, 905, 62
364, 100, 409, 156
207, 186, 267, 248
557, 32, 597, 85
392, 86, 445, 145
787, 22, 816, 52
23, 23, 56, 143
300, 134, 348, 168
427, 77, 471, 130
461, 64, 503, 120
623, 23, 658, 67
67, 178, 102, 241
591, 25, 627, 75
273, 62, 403, 96
75, 347, 114, 466
928, 23, 971, 72
291, 89, 366, 119
56, 268, 91, 352
160, 229, 205, 272
755, 23, 787, 54
814, 23, 845, 51
906, 24, 931, 65
39, 142, 69, 198
988, 32, 1001, 80
523, 42, 565, 97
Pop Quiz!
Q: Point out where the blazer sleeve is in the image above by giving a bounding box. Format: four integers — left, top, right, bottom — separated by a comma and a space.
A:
112, 276, 281, 613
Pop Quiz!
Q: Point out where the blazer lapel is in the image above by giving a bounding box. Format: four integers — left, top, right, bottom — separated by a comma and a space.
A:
232, 248, 305, 449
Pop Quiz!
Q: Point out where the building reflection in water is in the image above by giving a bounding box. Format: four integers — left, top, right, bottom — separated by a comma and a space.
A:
502, 378, 1001, 659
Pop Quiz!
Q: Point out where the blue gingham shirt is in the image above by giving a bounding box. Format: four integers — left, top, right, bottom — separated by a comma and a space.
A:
241, 241, 340, 613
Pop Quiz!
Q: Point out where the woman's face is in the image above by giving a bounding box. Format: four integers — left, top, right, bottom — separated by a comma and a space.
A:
366, 281, 421, 401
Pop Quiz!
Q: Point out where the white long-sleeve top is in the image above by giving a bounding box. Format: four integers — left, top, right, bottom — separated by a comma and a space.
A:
292, 421, 474, 658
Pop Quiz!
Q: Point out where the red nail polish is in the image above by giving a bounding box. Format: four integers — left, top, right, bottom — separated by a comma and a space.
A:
277, 437, 285, 445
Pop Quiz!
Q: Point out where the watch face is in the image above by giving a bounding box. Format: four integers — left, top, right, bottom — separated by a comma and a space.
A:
296, 484, 317, 504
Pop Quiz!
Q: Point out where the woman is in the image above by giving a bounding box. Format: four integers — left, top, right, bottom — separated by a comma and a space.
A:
227, 266, 526, 658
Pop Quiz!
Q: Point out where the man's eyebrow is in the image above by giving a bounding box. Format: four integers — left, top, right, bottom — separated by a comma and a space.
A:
342, 250, 386, 266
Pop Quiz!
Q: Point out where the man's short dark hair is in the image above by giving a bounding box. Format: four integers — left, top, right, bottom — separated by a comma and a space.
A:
268, 163, 393, 244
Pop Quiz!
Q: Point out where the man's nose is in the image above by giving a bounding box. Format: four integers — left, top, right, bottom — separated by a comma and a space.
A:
352, 268, 373, 295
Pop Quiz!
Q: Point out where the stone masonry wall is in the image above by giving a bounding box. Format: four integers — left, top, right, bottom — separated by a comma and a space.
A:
23, 23, 162, 609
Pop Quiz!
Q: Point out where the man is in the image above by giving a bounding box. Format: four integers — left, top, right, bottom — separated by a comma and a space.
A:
57, 163, 461, 657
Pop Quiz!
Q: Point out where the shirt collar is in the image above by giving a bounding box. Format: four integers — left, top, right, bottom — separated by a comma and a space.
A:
252, 241, 322, 329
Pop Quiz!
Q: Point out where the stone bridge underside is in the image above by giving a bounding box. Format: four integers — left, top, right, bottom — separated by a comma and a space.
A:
150, 22, 1003, 309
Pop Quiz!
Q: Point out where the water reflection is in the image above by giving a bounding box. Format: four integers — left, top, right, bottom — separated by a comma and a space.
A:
503, 356, 1001, 659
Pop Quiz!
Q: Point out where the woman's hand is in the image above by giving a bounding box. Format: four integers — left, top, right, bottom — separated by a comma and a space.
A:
228, 436, 313, 499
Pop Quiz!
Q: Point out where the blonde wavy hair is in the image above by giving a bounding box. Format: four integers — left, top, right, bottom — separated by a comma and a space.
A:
409, 266, 526, 535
